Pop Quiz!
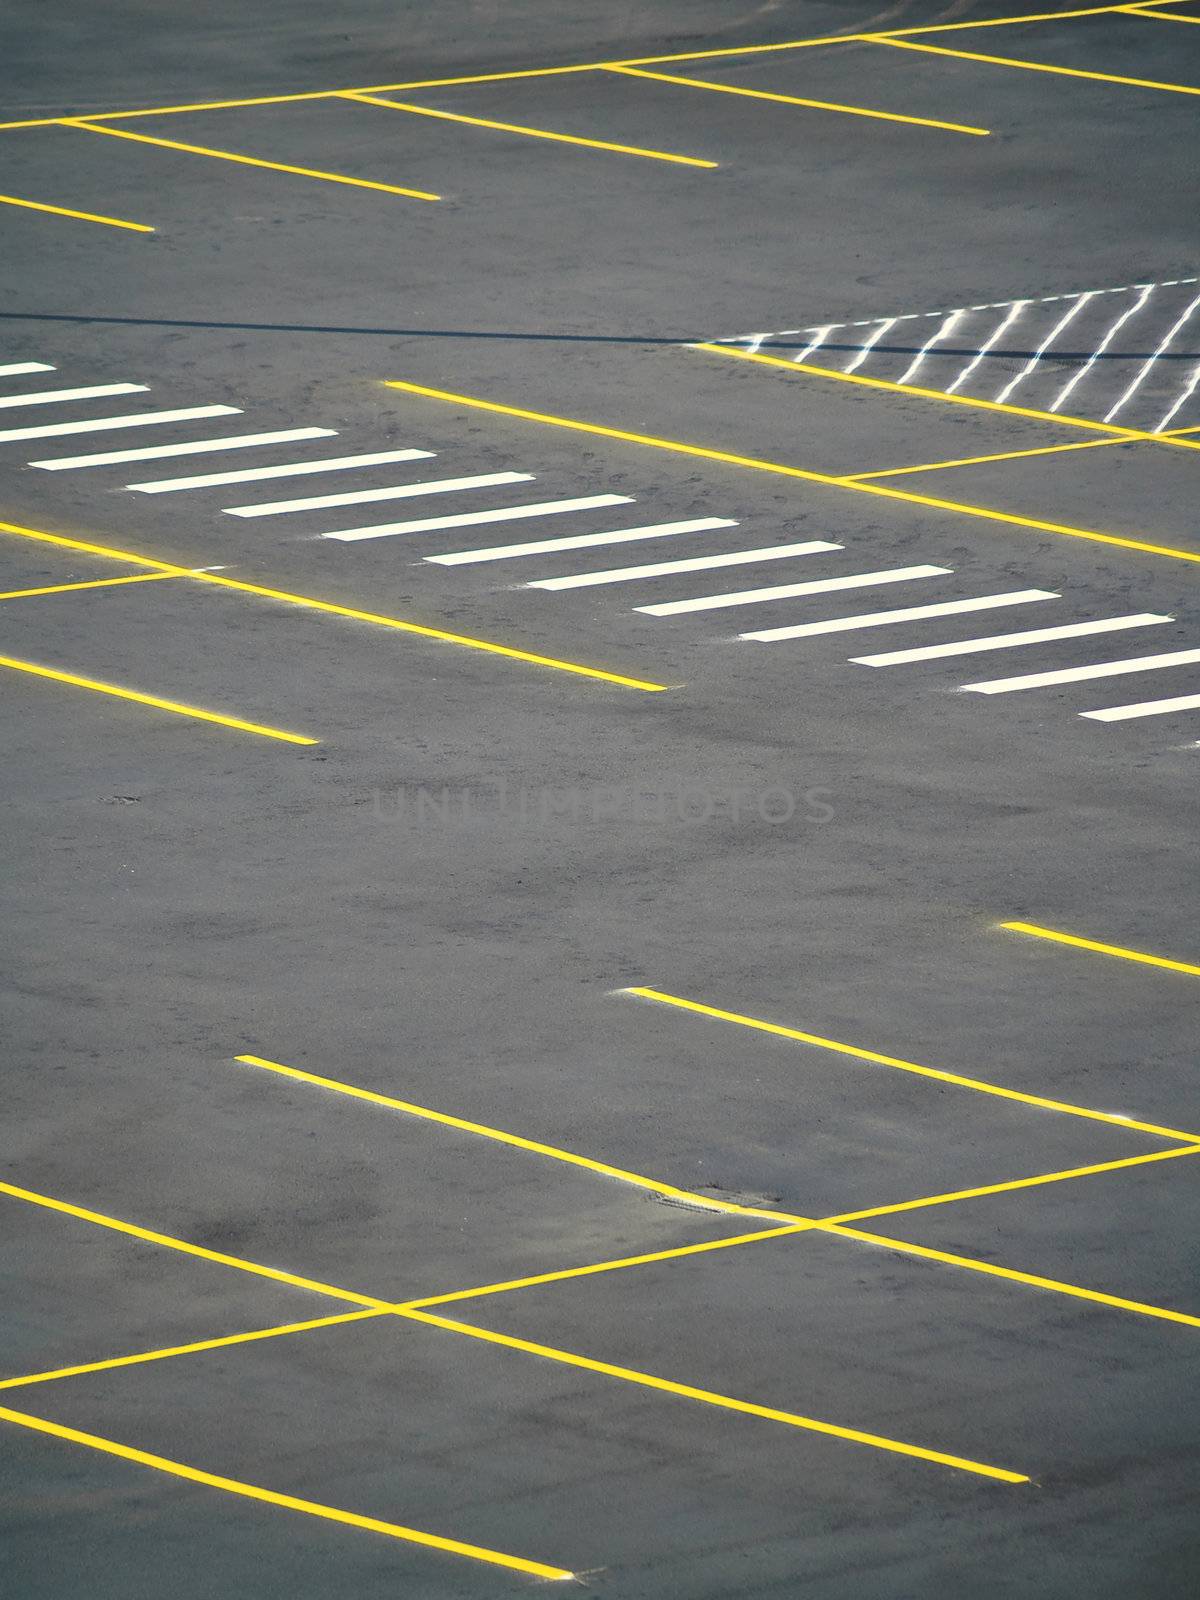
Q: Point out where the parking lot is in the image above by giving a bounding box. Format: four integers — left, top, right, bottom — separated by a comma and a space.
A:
2, 2, 1198, 1594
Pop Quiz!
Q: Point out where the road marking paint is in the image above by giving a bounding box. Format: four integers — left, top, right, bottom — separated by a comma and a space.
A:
844, 433, 1173, 479
529, 540, 842, 589
341, 89, 718, 166
605, 65, 992, 135
636, 564, 950, 617
1081, 689, 1200, 720
0, 1405, 572, 1579
1123, 3, 1200, 15
1155, 360, 1200, 430
385, 375, 1200, 565
845, 317, 896, 374
35, 426, 336, 470
791, 325, 835, 364
64, 120, 442, 201
1001, 921, 1200, 976
128, 448, 434, 493
0, 572, 180, 602
854, 613, 1172, 666
0, 654, 318, 743
621, 987, 1200, 1141
743, 590, 1058, 642
946, 301, 1027, 393
0, 192, 155, 231
961, 645, 1200, 694
1105, 291, 1200, 421
867, 34, 1200, 95
897, 308, 966, 386
224, 471, 533, 518
405, 1308, 1029, 1481
427, 517, 738, 566
1050, 283, 1154, 411
0, 363, 55, 377
0, 516, 670, 691
234, 1052, 785, 1219
0, 404, 240, 444
995, 293, 1093, 403
0, 382, 147, 411
323, 492, 633, 542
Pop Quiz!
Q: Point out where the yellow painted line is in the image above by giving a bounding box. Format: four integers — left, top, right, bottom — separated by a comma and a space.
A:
0, 654, 317, 745
694, 340, 1200, 454
868, 34, 1200, 95
383, 377, 1200, 566
234, 1052, 787, 1219
0, 192, 154, 231
624, 987, 1200, 1143
64, 119, 442, 201
0, 572, 178, 601
1001, 920, 1200, 977
404, 1308, 1028, 1482
606, 66, 991, 135
0, 519, 668, 692
0, 1404, 572, 1579
844, 426, 1200, 481
1122, 3, 1200, 16
341, 90, 717, 167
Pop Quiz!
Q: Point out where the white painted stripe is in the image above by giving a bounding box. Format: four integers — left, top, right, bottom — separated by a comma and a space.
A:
962, 647, 1200, 695
945, 301, 1026, 394
528, 540, 841, 590
896, 309, 964, 386
1153, 359, 1200, 432
1050, 283, 1153, 412
1104, 290, 1200, 423
793, 326, 834, 364
426, 517, 737, 567
127, 448, 433, 493
854, 612, 1171, 666
1082, 691, 1200, 723
844, 319, 895, 375
637, 565, 950, 618
225, 471, 532, 518
0, 405, 241, 444
0, 363, 55, 377
323, 493, 633, 543
741, 590, 1057, 642
32, 427, 336, 471
0, 382, 147, 411
994, 293, 1091, 404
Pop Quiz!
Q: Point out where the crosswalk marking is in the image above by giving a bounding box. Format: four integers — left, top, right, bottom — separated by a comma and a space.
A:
0, 405, 241, 445
30, 427, 337, 470
853, 613, 1172, 667
323, 494, 633, 543
637, 565, 950, 618
0, 382, 147, 411
962, 646, 1200, 695
1082, 691, 1200, 722
742, 590, 1058, 642
127, 448, 433, 494
425, 517, 737, 567
0, 363, 55, 378
527, 540, 841, 590
224, 471, 533, 519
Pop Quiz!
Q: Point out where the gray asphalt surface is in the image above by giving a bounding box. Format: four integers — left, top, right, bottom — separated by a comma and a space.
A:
1, 3, 1198, 1596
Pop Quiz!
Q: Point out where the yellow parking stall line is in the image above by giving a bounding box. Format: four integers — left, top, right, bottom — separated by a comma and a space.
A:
382, 377, 1200, 566
1121, 3, 1200, 16
0, 572, 179, 601
340, 91, 717, 167
0, 519, 669, 692
0, 191, 154, 231
623, 987, 1200, 1143
606, 66, 991, 135
1001, 920, 1200, 977
866, 34, 1200, 95
63, 119, 442, 202
0, 654, 317, 745
844, 427, 1200, 481
0, 1404, 573, 1579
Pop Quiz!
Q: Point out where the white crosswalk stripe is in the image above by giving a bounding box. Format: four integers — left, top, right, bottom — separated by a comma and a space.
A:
741, 590, 1058, 642
31, 427, 337, 470
323, 493, 633, 543
0, 362, 55, 377
426, 517, 737, 566
961, 647, 1200, 695
127, 447, 433, 493
0, 405, 241, 444
0, 382, 147, 410
637, 565, 950, 618
225, 471, 533, 518
1082, 691, 1200, 723
853, 613, 1172, 666
528, 540, 841, 590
